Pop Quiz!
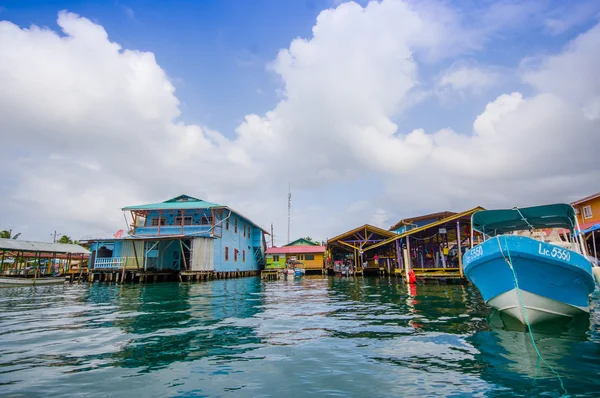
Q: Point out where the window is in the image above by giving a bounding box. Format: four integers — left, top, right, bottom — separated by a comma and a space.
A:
273, 255, 280, 262
226, 218, 229, 230
298, 255, 304, 261
234, 218, 238, 233
305, 254, 315, 261
243, 250, 246, 262
175, 216, 193, 225
234, 249, 239, 261
584, 205, 593, 219
151, 218, 166, 226
225, 246, 229, 261
201, 215, 213, 225
243, 224, 246, 237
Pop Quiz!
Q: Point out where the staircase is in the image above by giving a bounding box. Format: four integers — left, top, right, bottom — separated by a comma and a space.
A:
253, 246, 265, 267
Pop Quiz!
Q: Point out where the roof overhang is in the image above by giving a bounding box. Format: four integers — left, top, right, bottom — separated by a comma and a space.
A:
364, 206, 486, 252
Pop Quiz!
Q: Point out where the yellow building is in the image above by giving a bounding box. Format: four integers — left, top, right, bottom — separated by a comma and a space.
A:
265, 244, 325, 272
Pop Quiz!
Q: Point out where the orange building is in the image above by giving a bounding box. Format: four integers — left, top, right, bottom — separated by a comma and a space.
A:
572, 192, 600, 230
572, 192, 600, 262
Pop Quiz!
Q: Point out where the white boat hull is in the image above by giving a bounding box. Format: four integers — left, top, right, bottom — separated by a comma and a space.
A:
488, 288, 588, 325
0, 277, 65, 286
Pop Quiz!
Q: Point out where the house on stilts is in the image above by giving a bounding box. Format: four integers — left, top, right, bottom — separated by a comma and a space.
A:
84, 195, 268, 283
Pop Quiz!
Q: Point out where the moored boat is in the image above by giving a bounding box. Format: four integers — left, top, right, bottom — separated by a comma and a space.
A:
0, 276, 65, 286
463, 204, 596, 326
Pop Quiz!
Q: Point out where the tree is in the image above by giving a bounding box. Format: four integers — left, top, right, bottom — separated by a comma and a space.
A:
0, 229, 21, 239
305, 236, 314, 242
58, 235, 73, 244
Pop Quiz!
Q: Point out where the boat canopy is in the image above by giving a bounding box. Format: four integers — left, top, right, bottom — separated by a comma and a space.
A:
471, 204, 577, 236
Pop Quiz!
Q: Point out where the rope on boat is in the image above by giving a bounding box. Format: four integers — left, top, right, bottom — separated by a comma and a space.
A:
497, 235, 568, 396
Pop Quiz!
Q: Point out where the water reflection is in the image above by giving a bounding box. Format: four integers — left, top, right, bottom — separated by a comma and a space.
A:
468, 306, 599, 396
1, 277, 600, 397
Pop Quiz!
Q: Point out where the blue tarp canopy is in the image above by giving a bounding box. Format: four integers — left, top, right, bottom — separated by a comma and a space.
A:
581, 224, 600, 235
471, 204, 576, 236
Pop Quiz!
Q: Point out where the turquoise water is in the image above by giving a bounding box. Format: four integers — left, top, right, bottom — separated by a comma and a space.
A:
1, 276, 599, 397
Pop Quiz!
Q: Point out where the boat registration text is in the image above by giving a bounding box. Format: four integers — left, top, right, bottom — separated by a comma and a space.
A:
538, 243, 571, 261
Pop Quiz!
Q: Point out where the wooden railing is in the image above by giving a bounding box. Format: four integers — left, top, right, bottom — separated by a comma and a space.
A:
94, 257, 125, 269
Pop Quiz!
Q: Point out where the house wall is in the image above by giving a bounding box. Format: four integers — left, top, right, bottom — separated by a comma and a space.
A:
574, 196, 600, 228
266, 253, 287, 268
291, 252, 324, 270
212, 213, 262, 272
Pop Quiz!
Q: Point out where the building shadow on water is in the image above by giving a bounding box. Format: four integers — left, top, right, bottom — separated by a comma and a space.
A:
97, 279, 263, 372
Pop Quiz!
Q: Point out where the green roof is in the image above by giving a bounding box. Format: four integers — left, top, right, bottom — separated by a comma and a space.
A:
472, 203, 577, 236
122, 195, 223, 211
284, 238, 319, 247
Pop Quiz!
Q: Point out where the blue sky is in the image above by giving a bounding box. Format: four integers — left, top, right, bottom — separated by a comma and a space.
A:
1, 0, 599, 243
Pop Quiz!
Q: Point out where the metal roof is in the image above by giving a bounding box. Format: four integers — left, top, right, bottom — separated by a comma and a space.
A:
364, 206, 486, 252
0, 239, 90, 254
122, 195, 222, 211
571, 192, 600, 206
388, 211, 457, 231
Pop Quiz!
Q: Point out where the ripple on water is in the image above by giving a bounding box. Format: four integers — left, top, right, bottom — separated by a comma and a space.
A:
0, 278, 599, 397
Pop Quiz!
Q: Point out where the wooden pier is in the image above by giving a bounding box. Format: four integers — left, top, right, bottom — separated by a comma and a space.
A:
68, 269, 261, 284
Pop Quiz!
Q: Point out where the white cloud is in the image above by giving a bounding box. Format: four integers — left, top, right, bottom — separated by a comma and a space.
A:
0, 1, 599, 243
438, 64, 500, 96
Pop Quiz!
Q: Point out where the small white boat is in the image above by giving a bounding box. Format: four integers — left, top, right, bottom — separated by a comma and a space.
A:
0, 276, 65, 286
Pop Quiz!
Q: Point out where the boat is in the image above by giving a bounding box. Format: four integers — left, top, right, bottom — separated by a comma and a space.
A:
0, 276, 65, 286
463, 203, 596, 326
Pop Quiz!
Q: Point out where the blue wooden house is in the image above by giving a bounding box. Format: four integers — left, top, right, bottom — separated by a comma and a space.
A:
87, 195, 267, 275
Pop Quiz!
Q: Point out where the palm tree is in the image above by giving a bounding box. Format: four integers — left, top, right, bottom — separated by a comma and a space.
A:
0, 229, 21, 239
58, 235, 73, 244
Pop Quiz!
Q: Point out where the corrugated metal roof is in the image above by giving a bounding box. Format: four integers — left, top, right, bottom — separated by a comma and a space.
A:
571, 192, 600, 206
122, 195, 222, 211
266, 245, 326, 254
0, 239, 90, 254
364, 206, 486, 252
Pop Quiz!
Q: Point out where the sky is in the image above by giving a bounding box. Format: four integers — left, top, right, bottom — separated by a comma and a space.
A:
1, 0, 600, 245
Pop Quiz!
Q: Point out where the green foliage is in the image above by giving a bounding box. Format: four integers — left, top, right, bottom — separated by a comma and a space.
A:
58, 235, 73, 244
0, 229, 21, 239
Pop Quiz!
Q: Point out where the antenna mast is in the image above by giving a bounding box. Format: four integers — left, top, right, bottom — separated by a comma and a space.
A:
287, 183, 291, 244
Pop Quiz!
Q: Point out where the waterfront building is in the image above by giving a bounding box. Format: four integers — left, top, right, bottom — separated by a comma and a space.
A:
265, 238, 325, 273
85, 195, 268, 278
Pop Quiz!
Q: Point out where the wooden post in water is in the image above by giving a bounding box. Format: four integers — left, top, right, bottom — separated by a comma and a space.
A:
456, 220, 464, 278
403, 248, 410, 285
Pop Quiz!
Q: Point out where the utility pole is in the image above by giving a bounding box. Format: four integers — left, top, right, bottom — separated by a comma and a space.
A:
271, 223, 274, 248
287, 183, 291, 244
51, 230, 62, 243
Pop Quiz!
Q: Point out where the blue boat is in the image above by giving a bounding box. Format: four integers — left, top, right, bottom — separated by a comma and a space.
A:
463, 204, 596, 326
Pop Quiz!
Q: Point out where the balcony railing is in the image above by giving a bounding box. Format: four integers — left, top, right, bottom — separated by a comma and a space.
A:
94, 257, 125, 269
133, 225, 213, 236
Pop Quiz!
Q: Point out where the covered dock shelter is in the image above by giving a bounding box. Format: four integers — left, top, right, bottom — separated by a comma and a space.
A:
326, 224, 400, 275
366, 207, 485, 281
0, 238, 90, 278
